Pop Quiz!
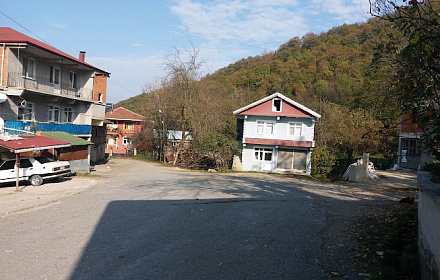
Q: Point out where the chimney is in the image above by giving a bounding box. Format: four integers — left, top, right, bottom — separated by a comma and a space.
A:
79, 51, 86, 62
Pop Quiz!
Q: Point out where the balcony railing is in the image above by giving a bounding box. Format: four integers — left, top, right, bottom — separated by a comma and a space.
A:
7, 72, 93, 100
5, 121, 91, 135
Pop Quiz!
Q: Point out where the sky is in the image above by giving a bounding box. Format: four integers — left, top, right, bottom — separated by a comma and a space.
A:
1, 0, 372, 103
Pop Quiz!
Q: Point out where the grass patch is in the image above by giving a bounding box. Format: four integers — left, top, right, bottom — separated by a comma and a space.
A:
357, 203, 419, 279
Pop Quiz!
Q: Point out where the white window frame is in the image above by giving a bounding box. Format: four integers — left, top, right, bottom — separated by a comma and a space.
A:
288, 122, 303, 136
98, 93, 103, 103
18, 102, 34, 121
256, 120, 275, 136
50, 66, 60, 85
107, 137, 115, 145
272, 98, 282, 112
124, 122, 134, 130
64, 107, 73, 123
48, 105, 61, 122
253, 147, 273, 161
22, 57, 36, 79
70, 72, 78, 89
122, 137, 131, 146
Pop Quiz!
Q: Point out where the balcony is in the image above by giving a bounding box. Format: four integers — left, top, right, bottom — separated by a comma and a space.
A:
6, 72, 93, 100
5, 121, 91, 135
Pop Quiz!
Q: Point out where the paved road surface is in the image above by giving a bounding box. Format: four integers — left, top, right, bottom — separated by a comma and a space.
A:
0, 159, 418, 279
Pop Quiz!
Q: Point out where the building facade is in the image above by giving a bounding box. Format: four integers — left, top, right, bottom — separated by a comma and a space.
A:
234, 92, 320, 174
105, 107, 144, 155
0, 27, 110, 164
398, 111, 435, 169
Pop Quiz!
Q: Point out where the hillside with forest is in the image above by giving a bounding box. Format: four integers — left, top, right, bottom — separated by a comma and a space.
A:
116, 16, 405, 175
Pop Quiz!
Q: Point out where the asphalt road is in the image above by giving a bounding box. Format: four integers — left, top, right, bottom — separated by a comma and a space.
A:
0, 159, 417, 280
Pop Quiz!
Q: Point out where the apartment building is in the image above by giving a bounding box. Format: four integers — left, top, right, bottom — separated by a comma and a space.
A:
0, 27, 110, 164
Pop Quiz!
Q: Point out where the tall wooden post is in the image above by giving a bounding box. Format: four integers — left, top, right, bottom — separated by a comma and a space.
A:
15, 153, 20, 192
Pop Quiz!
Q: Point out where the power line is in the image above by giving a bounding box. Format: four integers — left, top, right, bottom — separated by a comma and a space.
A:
68, 0, 277, 51
0, 9, 54, 46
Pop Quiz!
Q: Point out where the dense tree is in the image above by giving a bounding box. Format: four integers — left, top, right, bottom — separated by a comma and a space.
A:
370, 0, 440, 160
117, 17, 409, 173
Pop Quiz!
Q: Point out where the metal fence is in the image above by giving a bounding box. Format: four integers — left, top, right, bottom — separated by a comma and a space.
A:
5, 121, 91, 135
7, 72, 94, 99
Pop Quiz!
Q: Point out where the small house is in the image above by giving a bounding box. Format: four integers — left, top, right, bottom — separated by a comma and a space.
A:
233, 92, 320, 174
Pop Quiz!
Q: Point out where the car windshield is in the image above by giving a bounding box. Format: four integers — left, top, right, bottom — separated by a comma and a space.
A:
34, 156, 55, 164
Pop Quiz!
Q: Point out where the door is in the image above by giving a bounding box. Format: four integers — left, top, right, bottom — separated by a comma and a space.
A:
293, 150, 307, 171
277, 149, 293, 170
276, 149, 308, 172
262, 148, 273, 171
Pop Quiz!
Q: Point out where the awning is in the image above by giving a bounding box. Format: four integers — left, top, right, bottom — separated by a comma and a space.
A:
0, 134, 70, 153
42, 131, 93, 146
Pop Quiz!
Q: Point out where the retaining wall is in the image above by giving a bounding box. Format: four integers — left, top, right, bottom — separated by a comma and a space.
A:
418, 171, 440, 280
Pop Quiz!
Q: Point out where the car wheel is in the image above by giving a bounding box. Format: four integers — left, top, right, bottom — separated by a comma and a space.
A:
30, 175, 43, 186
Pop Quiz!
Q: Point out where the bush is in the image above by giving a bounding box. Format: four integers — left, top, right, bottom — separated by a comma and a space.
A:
311, 145, 336, 179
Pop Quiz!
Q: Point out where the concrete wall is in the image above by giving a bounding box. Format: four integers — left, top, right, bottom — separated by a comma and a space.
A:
68, 159, 90, 173
418, 171, 440, 280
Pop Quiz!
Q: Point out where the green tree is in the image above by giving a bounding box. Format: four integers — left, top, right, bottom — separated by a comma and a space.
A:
370, 0, 440, 159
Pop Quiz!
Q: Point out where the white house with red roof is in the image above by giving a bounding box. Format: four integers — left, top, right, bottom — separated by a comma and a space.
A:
105, 107, 144, 155
233, 92, 320, 174
0, 27, 110, 164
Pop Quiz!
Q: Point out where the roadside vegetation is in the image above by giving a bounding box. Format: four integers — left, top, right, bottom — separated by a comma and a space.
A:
116, 0, 438, 181
357, 202, 419, 279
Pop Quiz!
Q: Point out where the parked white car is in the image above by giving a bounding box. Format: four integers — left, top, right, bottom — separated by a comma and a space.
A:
0, 156, 71, 186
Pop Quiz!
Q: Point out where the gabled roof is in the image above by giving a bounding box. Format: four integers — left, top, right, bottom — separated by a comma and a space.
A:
233, 92, 321, 118
0, 134, 70, 153
0, 27, 110, 76
105, 107, 145, 121
42, 131, 93, 146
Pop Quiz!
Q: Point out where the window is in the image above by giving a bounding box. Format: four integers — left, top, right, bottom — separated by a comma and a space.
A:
123, 137, 131, 146
124, 122, 134, 130
18, 102, 34, 121
272, 98, 282, 112
19, 159, 33, 168
256, 121, 274, 135
289, 122, 303, 136
70, 72, 78, 89
254, 148, 273, 161
22, 57, 35, 79
64, 107, 73, 122
401, 138, 420, 156
98, 93, 103, 103
50, 66, 60, 84
0, 160, 16, 170
48, 105, 60, 122
108, 137, 115, 145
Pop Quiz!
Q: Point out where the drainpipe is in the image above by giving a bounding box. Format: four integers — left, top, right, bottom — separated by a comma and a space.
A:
1, 43, 5, 86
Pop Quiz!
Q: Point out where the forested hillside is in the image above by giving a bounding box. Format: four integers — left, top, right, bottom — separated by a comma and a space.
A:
116, 16, 405, 173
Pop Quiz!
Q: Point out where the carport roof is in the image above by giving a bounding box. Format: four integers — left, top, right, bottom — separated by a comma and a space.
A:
0, 134, 70, 153
42, 131, 93, 146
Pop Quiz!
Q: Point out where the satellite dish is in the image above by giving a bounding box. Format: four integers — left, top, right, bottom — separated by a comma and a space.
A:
111, 124, 118, 129
19, 99, 27, 107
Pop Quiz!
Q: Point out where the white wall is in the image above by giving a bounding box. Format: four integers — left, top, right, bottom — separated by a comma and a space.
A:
243, 115, 315, 142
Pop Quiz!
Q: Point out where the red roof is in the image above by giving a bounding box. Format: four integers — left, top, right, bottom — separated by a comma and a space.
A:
105, 107, 145, 121
0, 135, 70, 153
0, 27, 110, 75
233, 92, 321, 118
245, 138, 313, 148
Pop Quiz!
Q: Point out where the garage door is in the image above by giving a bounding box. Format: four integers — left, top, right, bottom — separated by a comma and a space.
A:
276, 149, 307, 172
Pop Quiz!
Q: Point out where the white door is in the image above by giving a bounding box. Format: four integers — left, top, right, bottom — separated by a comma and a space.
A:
262, 148, 273, 171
